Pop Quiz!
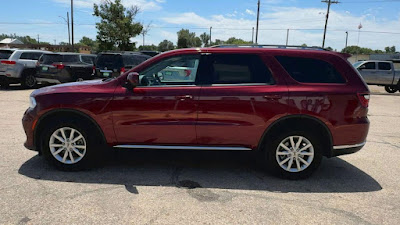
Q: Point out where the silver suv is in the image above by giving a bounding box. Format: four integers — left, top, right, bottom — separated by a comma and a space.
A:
0, 49, 51, 88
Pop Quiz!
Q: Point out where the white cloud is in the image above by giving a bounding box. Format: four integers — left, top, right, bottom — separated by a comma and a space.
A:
245, 9, 256, 16
160, 7, 400, 50
52, 0, 165, 11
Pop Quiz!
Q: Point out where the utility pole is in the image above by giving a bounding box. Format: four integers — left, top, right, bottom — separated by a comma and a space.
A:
255, 0, 260, 44
252, 27, 254, 43
209, 27, 212, 46
67, 12, 71, 45
321, 0, 339, 48
286, 29, 290, 46
345, 31, 348, 48
71, 0, 74, 50
37, 34, 40, 43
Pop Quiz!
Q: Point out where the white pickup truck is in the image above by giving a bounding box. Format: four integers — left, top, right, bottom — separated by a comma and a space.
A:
353, 60, 400, 93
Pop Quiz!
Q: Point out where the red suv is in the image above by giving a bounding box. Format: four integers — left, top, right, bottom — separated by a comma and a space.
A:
22, 46, 370, 179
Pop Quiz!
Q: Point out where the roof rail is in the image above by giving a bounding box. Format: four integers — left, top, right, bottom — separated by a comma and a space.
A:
211, 44, 330, 51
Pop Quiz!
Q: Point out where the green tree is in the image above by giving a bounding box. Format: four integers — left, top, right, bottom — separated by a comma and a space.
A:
301, 43, 308, 47
225, 37, 252, 45
158, 40, 175, 52
199, 32, 210, 47
138, 45, 158, 51
385, 46, 396, 53
79, 36, 98, 51
177, 29, 202, 48
93, 0, 143, 51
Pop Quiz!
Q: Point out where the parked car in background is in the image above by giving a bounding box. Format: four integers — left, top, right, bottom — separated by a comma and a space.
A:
140, 51, 160, 57
35, 53, 96, 84
157, 56, 199, 82
93, 52, 150, 79
0, 49, 51, 88
23, 45, 370, 179
353, 60, 400, 93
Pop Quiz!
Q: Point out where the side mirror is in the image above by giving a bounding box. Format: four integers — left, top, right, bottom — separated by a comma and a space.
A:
125, 72, 140, 90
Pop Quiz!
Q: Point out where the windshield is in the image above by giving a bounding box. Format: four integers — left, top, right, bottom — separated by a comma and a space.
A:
96, 54, 123, 69
0, 50, 14, 59
353, 61, 364, 68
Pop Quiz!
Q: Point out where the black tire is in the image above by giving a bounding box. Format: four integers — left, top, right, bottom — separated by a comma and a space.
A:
21, 72, 37, 89
41, 117, 105, 171
264, 129, 323, 180
0, 78, 9, 89
385, 85, 398, 94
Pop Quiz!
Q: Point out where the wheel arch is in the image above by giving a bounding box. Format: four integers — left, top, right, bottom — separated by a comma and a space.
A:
34, 108, 107, 153
257, 115, 334, 157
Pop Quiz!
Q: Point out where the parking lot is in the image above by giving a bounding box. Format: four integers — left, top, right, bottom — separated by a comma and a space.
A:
0, 85, 399, 225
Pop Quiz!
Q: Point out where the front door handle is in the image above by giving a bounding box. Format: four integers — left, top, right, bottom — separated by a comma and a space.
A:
264, 95, 282, 100
176, 95, 193, 101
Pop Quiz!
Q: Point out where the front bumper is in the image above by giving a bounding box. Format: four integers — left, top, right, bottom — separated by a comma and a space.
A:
22, 108, 38, 151
332, 142, 366, 157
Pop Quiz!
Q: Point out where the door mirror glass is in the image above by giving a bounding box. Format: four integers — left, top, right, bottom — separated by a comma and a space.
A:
127, 72, 140, 88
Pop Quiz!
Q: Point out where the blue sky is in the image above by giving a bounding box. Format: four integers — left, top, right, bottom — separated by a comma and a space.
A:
1, 0, 400, 50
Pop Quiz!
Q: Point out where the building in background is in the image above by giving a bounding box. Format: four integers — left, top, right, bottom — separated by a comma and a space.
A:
0, 38, 24, 48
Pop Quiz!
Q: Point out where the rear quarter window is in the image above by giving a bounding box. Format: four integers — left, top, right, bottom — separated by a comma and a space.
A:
276, 56, 346, 84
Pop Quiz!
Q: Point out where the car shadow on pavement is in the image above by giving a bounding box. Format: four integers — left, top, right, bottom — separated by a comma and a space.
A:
18, 150, 382, 193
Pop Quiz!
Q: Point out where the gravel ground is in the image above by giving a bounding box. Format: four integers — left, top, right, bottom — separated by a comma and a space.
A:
0, 84, 399, 225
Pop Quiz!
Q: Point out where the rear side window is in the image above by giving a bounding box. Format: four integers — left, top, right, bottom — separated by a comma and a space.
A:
20, 52, 43, 60
208, 54, 274, 85
0, 50, 14, 59
62, 55, 80, 62
123, 55, 149, 66
40, 54, 63, 64
378, 62, 391, 71
276, 56, 345, 84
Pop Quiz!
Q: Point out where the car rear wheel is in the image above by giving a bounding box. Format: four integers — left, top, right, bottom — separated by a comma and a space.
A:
76, 78, 84, 82
265, 130, 322, 179
21, 73, 37, 89
0, 78, 9, 89
42, 118, 104, 171
385, 85, 398, 93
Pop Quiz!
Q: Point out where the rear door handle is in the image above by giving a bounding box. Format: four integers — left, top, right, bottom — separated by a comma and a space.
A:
176, 95, 193, 101
264, 95, 282, 100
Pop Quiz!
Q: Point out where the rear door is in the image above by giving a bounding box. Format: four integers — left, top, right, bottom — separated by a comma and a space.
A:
196, 53, 288, 149
377, 62, 395, 85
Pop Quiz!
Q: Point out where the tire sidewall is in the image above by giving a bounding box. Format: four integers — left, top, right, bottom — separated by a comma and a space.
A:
385, 85, 398, 93
265, 130, 323, 179
22, 73, 36, 88
42, 119, 102, 171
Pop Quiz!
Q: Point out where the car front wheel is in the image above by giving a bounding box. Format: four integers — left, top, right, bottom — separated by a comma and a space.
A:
265, 130, 322, 179
42, 119, 104, 171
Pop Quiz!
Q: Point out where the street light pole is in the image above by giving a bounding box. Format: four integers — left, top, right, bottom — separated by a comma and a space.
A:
286, 29, 290, 46
255, 0, 260, 44
345, 31, 348, 48
71, 0, 74, 50
209, 27, 212, 46
59, 13, 71, 45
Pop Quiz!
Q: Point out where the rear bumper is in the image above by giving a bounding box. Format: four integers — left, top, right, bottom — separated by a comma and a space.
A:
332, 142, 366, 157
36, 78, 61, 84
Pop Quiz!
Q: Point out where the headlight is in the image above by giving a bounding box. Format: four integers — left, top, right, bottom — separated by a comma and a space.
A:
29, 97, 37, 109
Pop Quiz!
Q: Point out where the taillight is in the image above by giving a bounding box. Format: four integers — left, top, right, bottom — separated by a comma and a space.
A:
92, 66, 96, 75
357, 93, 370, 108
184, 69, 191, 77
52, 64, 65, 69
120, 67, 126, 75
36, 61, 40, 67
1, 60, 16, 65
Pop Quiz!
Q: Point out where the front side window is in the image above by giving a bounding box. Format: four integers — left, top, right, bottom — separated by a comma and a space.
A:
208, 54, 274, 85
139, 55, 200, 86
276, 56, 345, 84
361, 62, 376, 70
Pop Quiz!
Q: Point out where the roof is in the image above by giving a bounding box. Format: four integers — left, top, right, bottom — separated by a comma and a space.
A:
0, 38, 24, 45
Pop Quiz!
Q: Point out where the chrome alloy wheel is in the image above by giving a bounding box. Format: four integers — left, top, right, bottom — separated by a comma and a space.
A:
276, 136, 314, 173
49, 127, 87, 165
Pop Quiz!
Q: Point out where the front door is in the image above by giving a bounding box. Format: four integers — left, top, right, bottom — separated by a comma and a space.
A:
112, 54, 202, 145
